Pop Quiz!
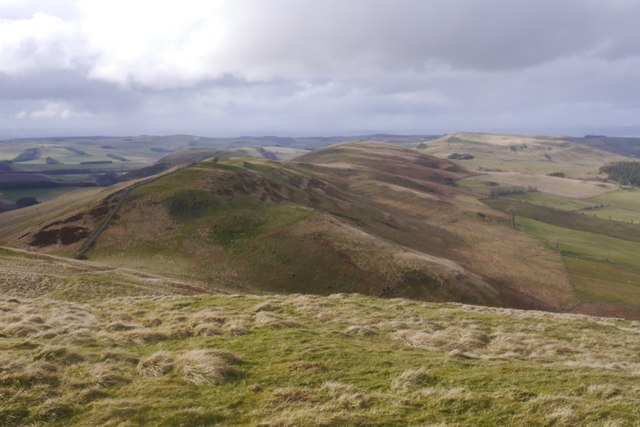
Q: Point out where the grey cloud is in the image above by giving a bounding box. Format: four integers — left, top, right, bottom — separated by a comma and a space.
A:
1, 0, 640, 137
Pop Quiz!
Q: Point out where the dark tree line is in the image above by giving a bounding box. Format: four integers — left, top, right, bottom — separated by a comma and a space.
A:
601, 162, 640, 186
489, 186, 537, 197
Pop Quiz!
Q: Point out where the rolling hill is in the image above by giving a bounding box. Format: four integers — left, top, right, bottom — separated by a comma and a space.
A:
0, 141, 575, 313
0, 134, 440, 214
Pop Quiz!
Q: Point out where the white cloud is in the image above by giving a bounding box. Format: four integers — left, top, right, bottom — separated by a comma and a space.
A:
76, 0, 228, 87
15, 101, 84, 119
0, 11, 86, 75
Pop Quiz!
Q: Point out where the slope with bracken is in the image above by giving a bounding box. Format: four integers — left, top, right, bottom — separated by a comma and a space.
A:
0, 142, 574, 312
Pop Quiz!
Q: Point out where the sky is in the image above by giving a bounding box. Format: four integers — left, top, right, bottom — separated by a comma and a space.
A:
1, 0, 640, 138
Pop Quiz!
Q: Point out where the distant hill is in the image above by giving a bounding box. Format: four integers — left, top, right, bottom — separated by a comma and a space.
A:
569, 135, 640, 158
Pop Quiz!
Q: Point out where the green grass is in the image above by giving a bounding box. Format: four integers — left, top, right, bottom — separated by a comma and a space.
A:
581, 206, 640, 223
481, 190, 640, 228
484, 197, 640, 243
591, 189, 640, 211
457, 177, 497, 196
517, 217, 640, 271
461, 159, 598, 176
498, 192, 598, 211
1, 293, 640, 426
517, 217, 640, 311
564, 257, 640, 306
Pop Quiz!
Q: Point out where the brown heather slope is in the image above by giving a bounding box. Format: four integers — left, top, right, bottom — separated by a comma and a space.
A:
0, 142, 574, 313
297, 142, 574, 310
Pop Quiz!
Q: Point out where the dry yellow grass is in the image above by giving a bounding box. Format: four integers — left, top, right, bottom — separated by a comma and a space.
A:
175, 349, 239, 385
136, 352, 175, 377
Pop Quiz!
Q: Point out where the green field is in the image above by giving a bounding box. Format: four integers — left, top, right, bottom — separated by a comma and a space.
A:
591, 188, 640, 211
516, 217, 640, 313
491, 191, 598, 210
482, 185, 640, 317
482, 189, 640, 226
581, 206, 640, 223
483, 198, 640, 243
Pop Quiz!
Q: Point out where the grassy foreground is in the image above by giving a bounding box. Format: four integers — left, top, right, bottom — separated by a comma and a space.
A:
1, 292, 639, 426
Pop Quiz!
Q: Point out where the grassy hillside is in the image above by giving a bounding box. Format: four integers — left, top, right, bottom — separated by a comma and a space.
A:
0, 142, 574, 313
1, 277, 639, 425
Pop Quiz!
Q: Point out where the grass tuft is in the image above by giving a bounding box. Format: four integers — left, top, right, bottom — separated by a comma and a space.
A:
136, 351, 175, 377
392, 368, 435, 392
175, 349, 239, 385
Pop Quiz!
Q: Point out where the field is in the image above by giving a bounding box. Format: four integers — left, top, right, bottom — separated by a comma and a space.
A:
471, 172, 617, 198
482, 193, 640, 318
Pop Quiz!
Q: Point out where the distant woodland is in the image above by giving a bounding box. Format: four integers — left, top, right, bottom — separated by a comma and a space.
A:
601, 161, 640, 186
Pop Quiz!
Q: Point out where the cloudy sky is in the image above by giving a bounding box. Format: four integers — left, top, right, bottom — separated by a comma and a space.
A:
1, 0, 640, 138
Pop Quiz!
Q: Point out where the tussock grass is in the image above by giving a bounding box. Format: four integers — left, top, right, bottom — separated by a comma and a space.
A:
343, 325, 378, 336
34, 345, 84, 364
175, 349, 239, 385
321, 381, 372, 409
392, 368, 435, 392
271, 387, 316, 405
254, 311, 305, 328
89, 363, 132, 388
0, 293, 639, 425
35, 398, 77, 422
136, 351, 175, 377
101, 350, 139, 365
